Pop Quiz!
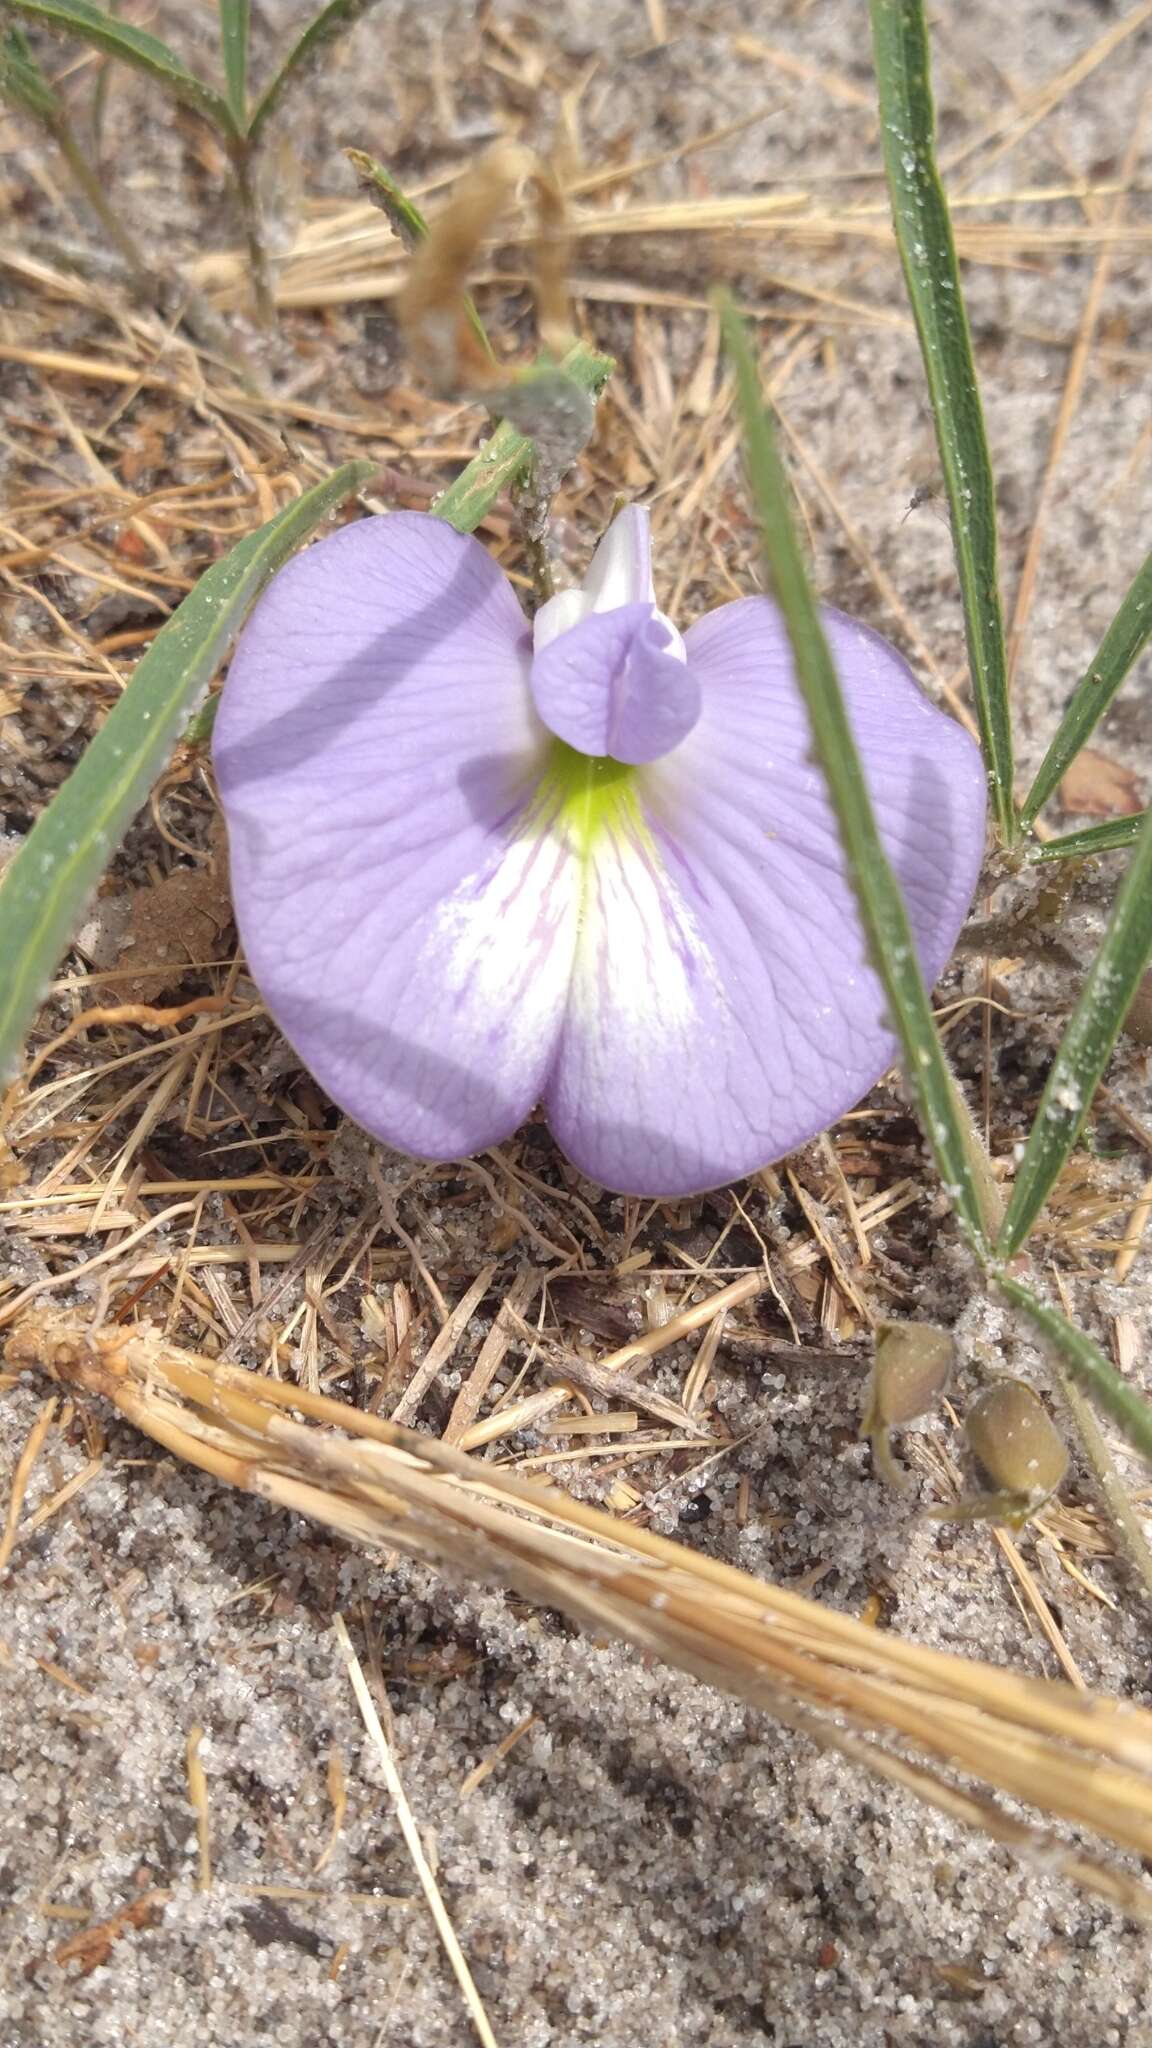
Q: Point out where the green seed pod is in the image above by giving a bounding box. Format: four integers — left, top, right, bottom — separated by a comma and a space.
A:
862, 1320, 955, 1489
964, 1379, 1068, 1508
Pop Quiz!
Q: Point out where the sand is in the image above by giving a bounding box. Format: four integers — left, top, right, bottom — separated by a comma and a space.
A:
2, 1, 1152, 2043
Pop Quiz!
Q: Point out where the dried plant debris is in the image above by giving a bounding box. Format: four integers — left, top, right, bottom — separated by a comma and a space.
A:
2, 1, 1152, 2042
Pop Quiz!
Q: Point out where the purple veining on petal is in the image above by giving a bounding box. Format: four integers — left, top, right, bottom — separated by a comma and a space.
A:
530, 602, 701, 763
214, 503, 987, 1201
213, 511, 576, 1161
541, 593, 987, 1196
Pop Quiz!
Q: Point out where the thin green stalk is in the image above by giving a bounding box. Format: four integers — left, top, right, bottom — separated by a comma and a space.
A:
228, 137, 274, 327
433, 341, 614, 534
869, 0, 1015, 845
998, 1275, 1152, 1468
720, 297, 988, 1257
51, 104, 149, 284
1021, 548, 1152, 828
218, 0, 250, 128
997, 808, 1152, 1259
1049, 1352, 1152, 1601
1028, 813, 1147, 863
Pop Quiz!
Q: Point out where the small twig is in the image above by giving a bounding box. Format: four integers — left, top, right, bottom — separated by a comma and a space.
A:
331, 1615, 500, 2048
0, 1395, 57, 1574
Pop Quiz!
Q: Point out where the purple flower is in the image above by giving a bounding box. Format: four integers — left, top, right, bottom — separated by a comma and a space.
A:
214, 506, 985, 1196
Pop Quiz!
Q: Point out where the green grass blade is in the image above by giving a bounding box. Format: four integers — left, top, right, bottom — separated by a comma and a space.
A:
997, 1274, 1152, 1467
433, 341, 614, 534
1, 23, 62, 122
246, 0, 383, 140
0, 461, 374, 1081
218, 0, 250, 126
344, 148, 495, 366
720, 299, 989, 1255
9, 0, 239, 136
1028, 812, 1147, 863
869, 0, 1015, 846
996, 807, 1152, 1259
1020, 547, 1152, 829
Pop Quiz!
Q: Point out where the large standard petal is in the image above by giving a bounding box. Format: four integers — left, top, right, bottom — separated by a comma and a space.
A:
543, 597, 986, 1196
214, 512, 579, 1158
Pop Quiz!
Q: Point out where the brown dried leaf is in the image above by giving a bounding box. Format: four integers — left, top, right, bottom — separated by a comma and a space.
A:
1058, 748, 1144, 819
115, 863, 232, 1004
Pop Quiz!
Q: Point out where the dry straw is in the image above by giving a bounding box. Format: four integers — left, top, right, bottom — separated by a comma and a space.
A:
9, 1311, 1152, 1924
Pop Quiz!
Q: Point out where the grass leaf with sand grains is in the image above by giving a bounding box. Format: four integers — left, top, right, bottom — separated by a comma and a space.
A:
217, 0, 251, 128
1028, 811, 1149, 864
1020, 546, 1152, 833
869, 0, 1016, 845
0, 461, 374, 1083
997, 808, 1152, 1261
247, 0, 386, 142
720, 298, 990, 1258
9, 0, 241, 137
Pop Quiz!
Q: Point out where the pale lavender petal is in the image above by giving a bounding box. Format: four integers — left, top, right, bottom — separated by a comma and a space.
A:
214, 511, 579, 1159
533, 504, 658, 651
581, 503, 656, 612
543, 596, 986, 1196
530, 602, 701, 764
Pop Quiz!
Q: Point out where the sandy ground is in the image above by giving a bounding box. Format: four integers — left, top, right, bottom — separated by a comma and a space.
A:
3, 1, 1152, 2044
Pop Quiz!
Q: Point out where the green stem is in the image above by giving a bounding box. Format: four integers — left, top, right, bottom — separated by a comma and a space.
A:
1048, 1353, 1152, 1605
50, 106, 150, 286
432, 341, 613, 535
228, 137, 274, 328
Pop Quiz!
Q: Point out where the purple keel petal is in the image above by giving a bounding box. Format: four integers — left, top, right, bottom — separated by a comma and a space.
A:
530, 602, 701, 764
543, 596, 986, 1196
214, 511, 578, 1159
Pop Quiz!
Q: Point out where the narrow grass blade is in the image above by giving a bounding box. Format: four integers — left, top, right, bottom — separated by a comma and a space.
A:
218, 0, 250, 126
345, 148, 494, 366
9, 0, 239, 136
1, 24, 61, 121
247, 0, 383, 141
433, 340, 614, 534
869, 0, 1015, 845
998, 1274, 1152, 1468
0, 461, 374, 1080
1029, 813, 1147, 863
1020, 548, 1152, 828
997, 808, 1152, 1259
720, 299, 988, 1255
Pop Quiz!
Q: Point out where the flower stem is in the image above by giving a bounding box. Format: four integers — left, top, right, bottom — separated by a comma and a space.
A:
228, 136, 275, 327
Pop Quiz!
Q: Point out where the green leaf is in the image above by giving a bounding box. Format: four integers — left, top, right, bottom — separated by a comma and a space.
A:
1, 24, 63, 123
720, 297, 989, 1256
8, 0, 239, 136
218, 0, 250, 126
432, 340, 614, 535
869, 0, 1015, 846
997, 1274, 1152, 1468
247, 0, 384, 141
1020, 547, 1152, 829
1028, 811, 1147, 863
996, 807, 1152, 1259
0, 461, 374, 1081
